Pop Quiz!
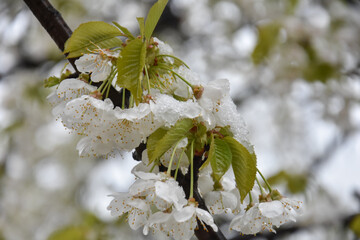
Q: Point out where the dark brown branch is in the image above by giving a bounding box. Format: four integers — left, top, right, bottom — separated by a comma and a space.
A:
23, 0, 78, 70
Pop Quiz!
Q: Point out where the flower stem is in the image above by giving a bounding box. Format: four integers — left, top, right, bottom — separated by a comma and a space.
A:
189, 139, 195, 199
167, 139, 183, 176
248, 191, 253, 204
257, 168, 273, 193
144, 66, 151, 95
174, 150, 184, 181
157, 54, 190, 69
121, 90, 125, 110
171, 70, 193, 88
255, 177, 265, 196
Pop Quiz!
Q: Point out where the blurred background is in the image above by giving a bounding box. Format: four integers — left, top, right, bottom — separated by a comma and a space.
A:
0, 0, 360, 239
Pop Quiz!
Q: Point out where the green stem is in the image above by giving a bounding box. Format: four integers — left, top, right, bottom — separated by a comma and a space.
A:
157, 54, 190, 69
104, 78, 112, 99
144, 66, 151, 95
174, 150, 184, 181
97, 80, 107, 92
255, 177, 265, 196
248, 191, 253, 204
122, 88, 126, 109
257, 168, 273, 193
170, 70, 193, 88
129, 95, 134, 108
167, 139, 183, 176
189, 139, 195, 199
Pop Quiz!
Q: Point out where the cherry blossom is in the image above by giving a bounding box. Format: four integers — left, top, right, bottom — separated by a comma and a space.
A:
230, 197, 303, 234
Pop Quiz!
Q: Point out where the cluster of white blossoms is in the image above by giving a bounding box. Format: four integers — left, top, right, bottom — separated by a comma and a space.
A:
47, 15, 303, 239
107, 162, 218, 240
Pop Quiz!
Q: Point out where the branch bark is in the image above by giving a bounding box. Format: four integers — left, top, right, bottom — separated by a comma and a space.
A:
23, 0, 77, 70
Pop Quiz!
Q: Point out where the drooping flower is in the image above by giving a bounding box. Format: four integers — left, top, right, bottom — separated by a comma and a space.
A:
107, 192, 150, 233
47, 78, 96, 117
204, 190, 238, 215
108, 163, 189, 236
230, 197, 303, 234
148, 202, 218, 240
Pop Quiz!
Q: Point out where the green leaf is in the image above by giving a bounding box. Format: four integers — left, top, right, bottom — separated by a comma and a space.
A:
64, 21, 123, 58
224, 136, 257, 202
137, 17, 145, 39
44, 76, 61, 88
350, 214, 360, 238
147, 118, 193, 164
147, 127, 168, 164
117, 38, 146, 105
252, 23, 280, 65
209, 135, 232, 183
219, 126, 233, 138
112, 21, 135, 40
145, 0, 168, 39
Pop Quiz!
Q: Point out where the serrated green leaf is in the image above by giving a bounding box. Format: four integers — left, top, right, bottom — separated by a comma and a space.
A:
137, 17, 145, 39
209, 135, 232, 183
112, 21, 135, 40
145, 0, 168, 39
148, 118, 193, 164
252, 23, 280, 65
117, 38, 146, 105
64, 21, 123, 58
224, 136, 257, 202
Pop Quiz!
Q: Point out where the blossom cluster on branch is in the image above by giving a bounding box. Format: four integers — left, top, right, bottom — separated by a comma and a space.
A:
45, 0, 303, 239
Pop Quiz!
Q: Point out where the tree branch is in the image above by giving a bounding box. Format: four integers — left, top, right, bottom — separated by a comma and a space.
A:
23, 0, 77, 70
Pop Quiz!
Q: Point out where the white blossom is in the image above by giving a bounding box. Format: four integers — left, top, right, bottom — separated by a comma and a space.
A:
150, 93, 202, 128
204, 190, 238, 215
230, 198, 303, 234
75, 49, 118, 82
198, 78, 252, 151
107, 193, 150, 232
148, 203, 218, 240
47, 78, 96, 117
61, 96, 160, 156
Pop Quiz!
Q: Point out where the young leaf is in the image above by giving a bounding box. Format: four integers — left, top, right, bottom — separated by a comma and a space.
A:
137, 17, 145, 39
147, 127, 168, 164
148, 118, 193, 164
224, 136, 257, 202
112, 21, 135, 40
145, 0, 169, 39
63, 21, 123, 58
117, 38, 146, 105
209, 135, 232, 183
44, 76, 60, 88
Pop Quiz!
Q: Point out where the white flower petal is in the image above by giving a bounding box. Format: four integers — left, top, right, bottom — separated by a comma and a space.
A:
173, 205, 195, 222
